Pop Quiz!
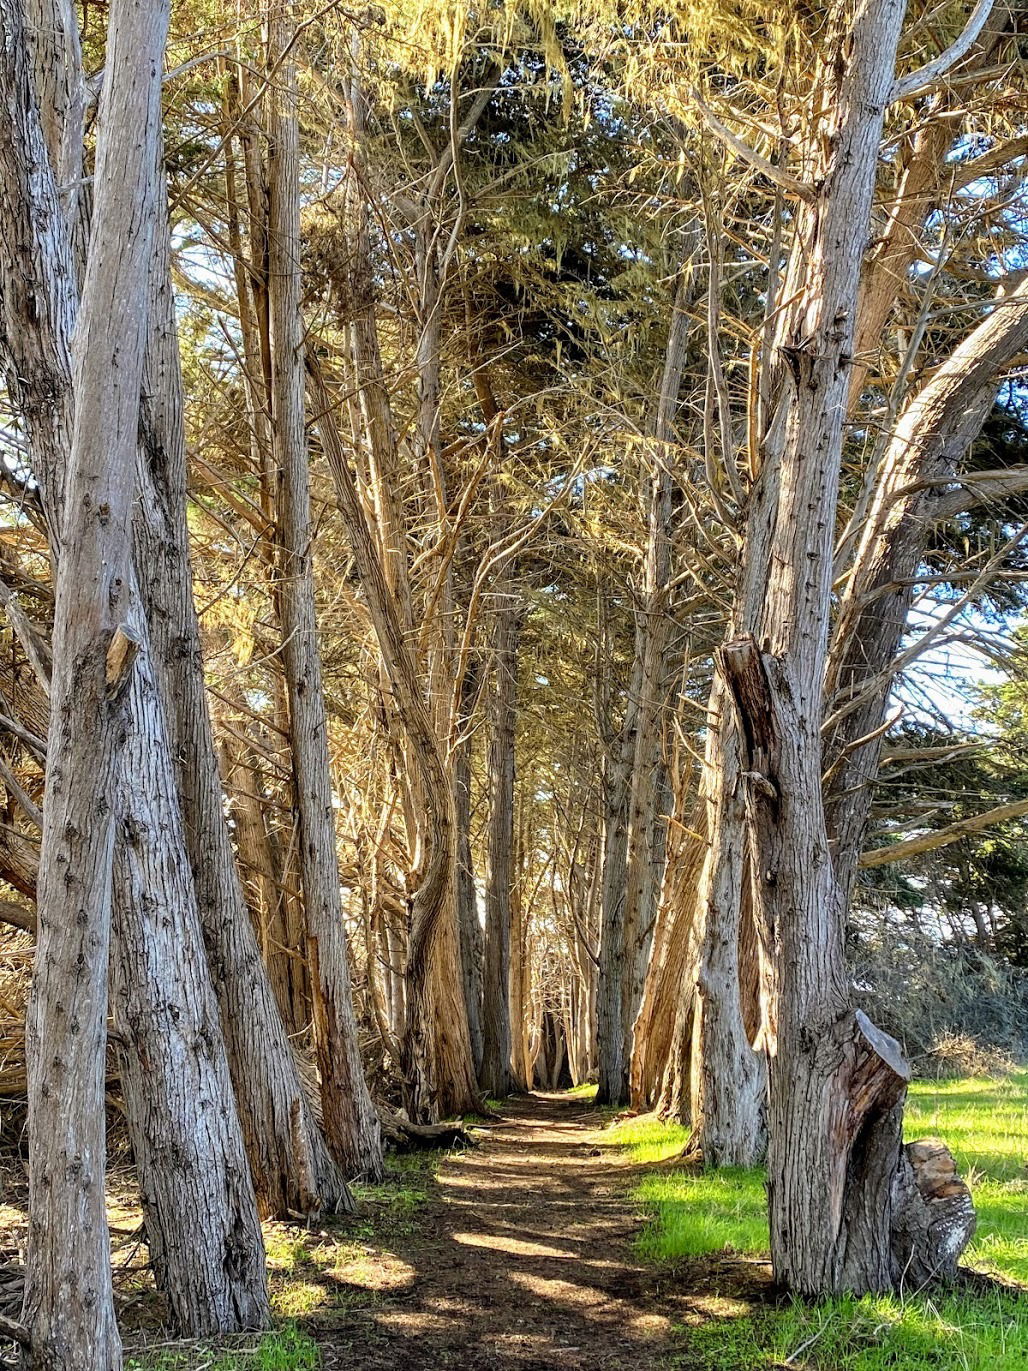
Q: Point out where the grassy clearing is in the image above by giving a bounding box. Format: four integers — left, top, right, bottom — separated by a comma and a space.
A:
606, 1071, 1028, 1371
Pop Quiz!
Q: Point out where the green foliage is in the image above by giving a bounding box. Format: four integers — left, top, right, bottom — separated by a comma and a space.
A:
613, 1074, 1028, 1370
125, 1325, 319, 1371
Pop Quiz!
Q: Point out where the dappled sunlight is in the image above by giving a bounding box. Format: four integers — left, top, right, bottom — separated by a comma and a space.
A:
450, 1231, 593, 1261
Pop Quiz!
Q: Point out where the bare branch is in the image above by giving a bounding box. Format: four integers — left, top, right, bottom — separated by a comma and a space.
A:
690, 91, 815, 203
891, 0, 996, 102
861, 794, 1028, 869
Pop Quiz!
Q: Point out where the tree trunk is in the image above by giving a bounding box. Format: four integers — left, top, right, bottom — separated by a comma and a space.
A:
631, 804, 705, 1113
719, 0, 921, 1296
110, 599, 270, 1334
266, 25, 382, 1179
595, 741, 632, 1105
135, 165, 349, 1219
690, 682, 766, 1165
308, 360, 479, 1121
826, 273, 1028, 900
454, 674, 484, 1077
480, 588, 518, 1096
19, 2, 170, 1364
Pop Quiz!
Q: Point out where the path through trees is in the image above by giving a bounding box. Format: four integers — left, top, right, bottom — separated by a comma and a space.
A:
314, 1094, 693, 1371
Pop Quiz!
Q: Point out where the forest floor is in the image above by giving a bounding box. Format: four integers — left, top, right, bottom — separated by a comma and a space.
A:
268, 1091, 726, 1370
1, 1080, 1026, 1369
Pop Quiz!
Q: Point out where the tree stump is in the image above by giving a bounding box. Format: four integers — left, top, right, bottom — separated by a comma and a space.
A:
891, 1139, 976, 1288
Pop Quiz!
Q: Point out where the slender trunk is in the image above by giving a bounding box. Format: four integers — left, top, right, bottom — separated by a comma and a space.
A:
135, 167, 348, 1218
631, 805, 704, 1112
309, 362, 479, 1120
455, 673, 484, 1076
480, 590, 518, 1096
267, 27, 382, 1177
596, 744, 632, 1104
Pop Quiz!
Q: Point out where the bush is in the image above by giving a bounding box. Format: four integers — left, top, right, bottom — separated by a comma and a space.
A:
849, 927, 1028, 1072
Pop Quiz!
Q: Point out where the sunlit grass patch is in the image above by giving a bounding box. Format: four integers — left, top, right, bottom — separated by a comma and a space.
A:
605, 1113, 690, 1164
611, 1073, 1028, 1283
907, 1070, 1028, 1282
635, 1167, 768, 1262
615, 1074, 1028, 1370
566, 1082, 599, 1100
674, 1291, 1028, 1371
906, 1071, 1028, 1183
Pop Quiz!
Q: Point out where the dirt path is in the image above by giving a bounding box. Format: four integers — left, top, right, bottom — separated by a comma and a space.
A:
318, 1093, 685, 1370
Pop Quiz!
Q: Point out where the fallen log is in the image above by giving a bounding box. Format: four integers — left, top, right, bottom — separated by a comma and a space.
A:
378, 1107, 478, 1152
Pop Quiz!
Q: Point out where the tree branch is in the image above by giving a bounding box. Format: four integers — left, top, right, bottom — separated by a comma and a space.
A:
891, 0, 996, 102
860, 794, 1028, 869
690, 92, 815, 203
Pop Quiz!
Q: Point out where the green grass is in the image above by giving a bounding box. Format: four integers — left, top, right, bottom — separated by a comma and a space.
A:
566, 1082, 599, 1100
907, 1072, 1028, 1284
609, 1071, 1028, 1370
673, 1292, 1028, 1371
125, 1325, 319, 1370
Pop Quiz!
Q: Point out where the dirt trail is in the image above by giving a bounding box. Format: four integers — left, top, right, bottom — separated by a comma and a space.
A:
319, 1093, 699, 1370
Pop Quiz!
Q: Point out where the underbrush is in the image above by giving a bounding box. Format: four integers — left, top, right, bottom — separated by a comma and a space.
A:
609, 1070, 1028, 1371
124, 1148, 442, 1368
125, 1325, 319, 1370
851, 929, 1028, 1072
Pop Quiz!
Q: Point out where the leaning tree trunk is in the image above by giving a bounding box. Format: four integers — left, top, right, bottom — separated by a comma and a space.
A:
630, 803, 705, 1113
266, 28, 382, 1179
825, 273, 1028, 901
19, 2, 170, 1364
134, 163, 348, 1219
480, 583, 519, 1097
309, 360, 480, 1121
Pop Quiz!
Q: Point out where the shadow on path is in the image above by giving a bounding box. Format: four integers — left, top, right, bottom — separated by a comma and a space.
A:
315, 1092, 753, 1371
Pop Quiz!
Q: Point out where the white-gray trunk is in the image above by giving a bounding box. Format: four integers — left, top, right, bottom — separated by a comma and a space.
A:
135, 164, 349, 1219
110, 593, 270, 1335
19, 2, 170, 1364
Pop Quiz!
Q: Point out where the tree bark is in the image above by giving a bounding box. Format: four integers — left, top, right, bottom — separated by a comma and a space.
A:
308, 359, 479, 1121
595, 730, 632, 1105
826, 274, 1028, 900
266, 24, 382, 1179
110, 599, 270, 1335
720, 0, 914, 1295
480, 586, 518, 1097
689, 681, 766, 1164
135, 164, 349, 1219
19, 1, 171, 1364
454, 693, 484, 1078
